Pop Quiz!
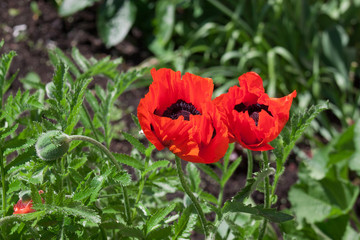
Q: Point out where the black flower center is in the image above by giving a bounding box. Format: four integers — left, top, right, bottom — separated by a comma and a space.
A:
234, 103, 273, 126
155, 99, 201, 121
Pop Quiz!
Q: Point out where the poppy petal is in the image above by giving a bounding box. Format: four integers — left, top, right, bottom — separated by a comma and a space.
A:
138, 68, 229, 163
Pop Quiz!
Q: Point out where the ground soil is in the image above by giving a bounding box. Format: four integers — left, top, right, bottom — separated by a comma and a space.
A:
0, 0, 300, 238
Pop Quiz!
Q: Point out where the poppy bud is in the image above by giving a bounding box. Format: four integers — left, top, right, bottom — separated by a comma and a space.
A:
35, 130, 70, 161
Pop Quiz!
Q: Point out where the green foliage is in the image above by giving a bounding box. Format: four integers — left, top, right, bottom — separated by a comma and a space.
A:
1, 0, 359, 235
222, 203, 293, 223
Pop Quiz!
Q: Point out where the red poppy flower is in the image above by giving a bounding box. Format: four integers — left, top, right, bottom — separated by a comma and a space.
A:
13, 190, 44, 214
214, 72, 296, 151
137, 68, 229, 163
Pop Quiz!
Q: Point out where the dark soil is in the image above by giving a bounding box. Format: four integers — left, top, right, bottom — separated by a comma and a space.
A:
0, 0, 300, 238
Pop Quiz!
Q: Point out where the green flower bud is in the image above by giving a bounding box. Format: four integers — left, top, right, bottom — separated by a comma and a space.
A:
35, 131, 71, 161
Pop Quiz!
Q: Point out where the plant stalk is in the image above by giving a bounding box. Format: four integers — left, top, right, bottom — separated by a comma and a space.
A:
0, 149, 6, 218
68, 135, 131, 224
258, 151, 270, 240
246, 149, 253, 183
175, 156, 207, 237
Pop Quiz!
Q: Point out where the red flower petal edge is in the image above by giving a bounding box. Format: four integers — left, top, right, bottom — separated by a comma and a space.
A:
137, 68, 229, 163
214, 72, 296, 151
13, 190, 44, 215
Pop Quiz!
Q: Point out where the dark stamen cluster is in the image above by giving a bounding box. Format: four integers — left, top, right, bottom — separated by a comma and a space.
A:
234, 103, 273, 126
156, 99, 201, 121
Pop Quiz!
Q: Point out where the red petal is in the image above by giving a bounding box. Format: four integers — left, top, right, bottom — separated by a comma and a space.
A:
138, 68, 228, 163
238, 72, 265, 97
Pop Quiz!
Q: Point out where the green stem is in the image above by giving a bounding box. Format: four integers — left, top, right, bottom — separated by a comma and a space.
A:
246, 149, 253, 183
258, 151, 270, 240
68, 135, 131, 224
136, 156, 150, 204
69, 135, 120, 170
175, 156, 207, 237
217, 186, 224, 207
0, 149, 6, 218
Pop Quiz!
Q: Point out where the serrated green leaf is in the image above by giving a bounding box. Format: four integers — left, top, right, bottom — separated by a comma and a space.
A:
223, 143, 235, 171
41, 204, 101, 224
145, 143, 156, 157
50, 47, 80, 78
221, 157, 242, 187
147, 226, 172, 240
52, 61, 68, 103
113, 170, 132, 186
101, 222, 144, 238
233, 168, 275, 203
71, 47, 90, 72
186, 163, 200, 192
3, 137, 36, 156
0, 123, 18, 139
114, 153, 144, 170
174, 205, 197, 240
222, 202, 293, 223
200, 192, 218, 205
65, 77, 92, 134
131, 113, 141, 130
146, 203, 176, 234
30, 184, 43, 205
73, 168, 111, 203
143, 160, 170, 175
0, 50, 17, 86
195, 163, 220, 183
122, 132, 146, 154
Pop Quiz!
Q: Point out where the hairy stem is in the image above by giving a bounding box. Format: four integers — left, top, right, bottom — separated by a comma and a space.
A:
68, 135, 131, 224
246, 149, 253, 183
0, 149, 6, 218
175, 156, 207, 237
258, 151, 270, 240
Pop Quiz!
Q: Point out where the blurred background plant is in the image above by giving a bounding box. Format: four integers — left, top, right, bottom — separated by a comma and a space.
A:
53, 0, 360, 140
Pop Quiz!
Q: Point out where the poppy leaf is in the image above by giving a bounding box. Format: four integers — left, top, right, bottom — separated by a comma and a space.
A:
101, 222, 144, 238
223, 143, 235, 171
220, 157, 242, 187
71, 47, 91, 72
174, 205, 197, 239
277, 101, 329, 165
114, 153, 144, 170
0, 123, 18, 140
131, 113, 141, 130
147, 226, 172, 240
222, 202, 293, 223
146, 203, 176, 234
122, 132, 146, 154
186, 163, 201, 193
143, 160, 170, 175
195, 164, 221, 184
232, 168, 275, 203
